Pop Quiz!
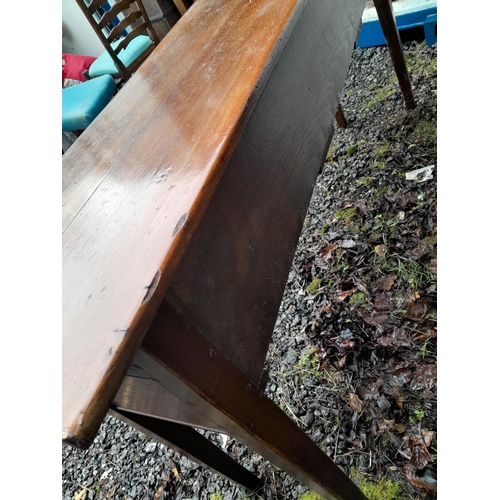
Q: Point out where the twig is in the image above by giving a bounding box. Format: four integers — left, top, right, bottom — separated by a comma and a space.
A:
281, 398, 307, 428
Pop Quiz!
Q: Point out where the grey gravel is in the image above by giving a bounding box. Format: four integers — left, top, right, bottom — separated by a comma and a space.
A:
62, 41, 437, 500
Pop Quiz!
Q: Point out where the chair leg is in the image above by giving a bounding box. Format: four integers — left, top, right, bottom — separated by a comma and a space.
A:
372, 0, 416, 110
110, 408, 263, 493
136, 299, 369, 500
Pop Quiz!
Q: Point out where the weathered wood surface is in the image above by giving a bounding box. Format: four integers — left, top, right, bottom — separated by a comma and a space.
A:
62, 0, 364, 458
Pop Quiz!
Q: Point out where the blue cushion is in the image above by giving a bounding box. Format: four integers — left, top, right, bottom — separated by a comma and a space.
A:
88, 35, 152, 78
62, 75, 116, 132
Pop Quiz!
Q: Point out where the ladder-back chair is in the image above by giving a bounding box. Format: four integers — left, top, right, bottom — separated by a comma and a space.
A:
75, 0, 161, 81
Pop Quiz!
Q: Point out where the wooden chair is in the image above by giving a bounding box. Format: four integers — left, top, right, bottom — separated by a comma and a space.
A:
75, 0, 161, 81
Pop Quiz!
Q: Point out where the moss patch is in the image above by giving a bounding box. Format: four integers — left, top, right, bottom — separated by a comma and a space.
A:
308, 277, 321, 294
350, 470, 404, 500
298, 492, 325, 500
335, 207, 357, 222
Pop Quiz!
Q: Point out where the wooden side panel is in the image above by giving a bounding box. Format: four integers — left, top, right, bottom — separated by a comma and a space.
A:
113, 372, 229, 432
168, 0, 365, 383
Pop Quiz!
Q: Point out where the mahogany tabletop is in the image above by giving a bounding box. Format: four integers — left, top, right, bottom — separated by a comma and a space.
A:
62, 0, 308, 447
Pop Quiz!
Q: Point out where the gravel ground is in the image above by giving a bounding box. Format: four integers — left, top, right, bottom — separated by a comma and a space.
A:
62, 41, 437, 500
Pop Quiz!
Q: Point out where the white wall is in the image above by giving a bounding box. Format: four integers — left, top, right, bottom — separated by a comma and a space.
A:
62, 0, 105, 56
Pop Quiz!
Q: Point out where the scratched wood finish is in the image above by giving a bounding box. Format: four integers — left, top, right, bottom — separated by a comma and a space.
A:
135, 299, 368, 500
167, 0, 364, 383
63, 0, 309, 448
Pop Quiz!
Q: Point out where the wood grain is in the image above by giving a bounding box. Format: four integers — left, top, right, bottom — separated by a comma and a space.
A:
63, 0, 307, 447
167, 0, 364, 383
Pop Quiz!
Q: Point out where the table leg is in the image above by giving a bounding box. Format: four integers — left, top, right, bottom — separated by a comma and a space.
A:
110, 408, 263, 493
136, 299, 369, 500
373, 0, 416, 110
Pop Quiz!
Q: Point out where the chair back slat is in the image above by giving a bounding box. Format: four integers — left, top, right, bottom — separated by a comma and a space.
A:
106, 11, 143, 41
76, 0, 160, 81
97, 0, 135, 29
86, 0, 109, 15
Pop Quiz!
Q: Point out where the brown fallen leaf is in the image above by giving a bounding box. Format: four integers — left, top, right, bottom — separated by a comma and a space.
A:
409, 362, 437, 393
334, 289, 356, 301
373, 296, 392, 310
155, 485, 164, 500
358, 311, 388, 333
404, 464, 437, 491
347, 393, 363, 413
376, 419, 394, 433
393, 422, 407, 433
422, 429, 435, 448
404, 301, 429, 322
392, 386, 405, 410
429, 258, 437, 274
409, 437, 431, 469
319, 243, 338, 259
374, 244, 386, 256
376, 274, 397, 291
335, 355, 348, 370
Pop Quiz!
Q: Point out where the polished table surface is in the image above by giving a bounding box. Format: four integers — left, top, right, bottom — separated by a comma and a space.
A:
62, 0, 310, 448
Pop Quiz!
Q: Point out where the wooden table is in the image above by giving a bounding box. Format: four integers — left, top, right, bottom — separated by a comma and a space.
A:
62, 1, 409, 498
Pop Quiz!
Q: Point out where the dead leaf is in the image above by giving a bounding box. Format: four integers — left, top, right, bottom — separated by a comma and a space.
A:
409, 363, 437, 393
404, 464, 437, 491
376, 419, 394, 433
422, 429, 434, 448
319, 243, 338, 259
404, 301, 429, 322
155, 485, 164, 500
409, 437, 431, 469
335, 355, 348, 370
387, 367, 413, 387
376, 274, 397, 291
74, 488, 88, 500
347, 393, 363, 413
373, 297, 391, 310
358, 380, 383, 400
374, 244, 386, 256
334, 289, 355, 301
429, 258, 437, 274
358, 311, 388, 333
393, 422, 407, 433
377, 327, 412, 348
